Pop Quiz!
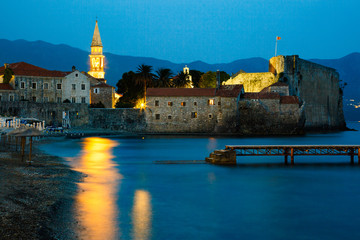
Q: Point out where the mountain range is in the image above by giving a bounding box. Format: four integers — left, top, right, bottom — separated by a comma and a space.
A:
0, 39, 359, 120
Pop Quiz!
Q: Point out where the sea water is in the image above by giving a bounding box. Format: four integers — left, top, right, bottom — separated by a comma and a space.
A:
40, 122, 360, 240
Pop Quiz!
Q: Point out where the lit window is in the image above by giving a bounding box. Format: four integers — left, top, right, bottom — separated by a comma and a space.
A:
57, 84, 62, 90
191, 112, 197, 118
44, 83, 49, 90
32, 82, 37, 89
168, 102, 173, 106
72, 84, 76, 90
155, 114, 160, 120
81, 84, 86, 90
181, 102, 186, 107
155, 100, 159, 106
20, 82, 25, 89
208, 99, 215, 105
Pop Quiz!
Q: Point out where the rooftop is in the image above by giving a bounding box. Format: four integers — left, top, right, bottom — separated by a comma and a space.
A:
0, 62, 68, 77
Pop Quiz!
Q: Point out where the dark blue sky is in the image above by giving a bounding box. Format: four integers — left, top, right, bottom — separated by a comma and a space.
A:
2, 0, 359, 63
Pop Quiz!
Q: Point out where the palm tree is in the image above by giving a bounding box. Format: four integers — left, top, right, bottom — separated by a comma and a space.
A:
154, 68, 173, 88
172, 71, 190, 88
136, 64, 154, 106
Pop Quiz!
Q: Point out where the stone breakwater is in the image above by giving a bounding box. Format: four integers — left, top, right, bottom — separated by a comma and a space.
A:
0, 148, 82, 239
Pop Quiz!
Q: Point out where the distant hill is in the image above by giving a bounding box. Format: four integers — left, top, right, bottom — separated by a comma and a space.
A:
0, 39, 359, 120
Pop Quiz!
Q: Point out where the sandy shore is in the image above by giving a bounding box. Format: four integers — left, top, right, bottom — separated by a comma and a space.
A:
0, 146, 83, 239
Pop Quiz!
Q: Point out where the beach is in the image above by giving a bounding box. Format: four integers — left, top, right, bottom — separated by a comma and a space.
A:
0, 145, 82, 239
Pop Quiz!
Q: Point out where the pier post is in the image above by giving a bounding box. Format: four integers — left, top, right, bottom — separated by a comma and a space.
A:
350, 148, 354, 164
291, 148, 294, 165
284, 148, 288, 165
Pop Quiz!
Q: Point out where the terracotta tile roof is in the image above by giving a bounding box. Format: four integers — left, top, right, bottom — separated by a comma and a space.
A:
280, 96, 299, 104
0, 83, 15, 90
243, 92, 280, 100
147, 88, 216, 97
91, 82, 114, 88
216, 85, 243, 97
270, 81, 288, 87
0, 62, 67, 77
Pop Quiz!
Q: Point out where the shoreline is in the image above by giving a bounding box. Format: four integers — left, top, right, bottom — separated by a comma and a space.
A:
0, 146, 83, 239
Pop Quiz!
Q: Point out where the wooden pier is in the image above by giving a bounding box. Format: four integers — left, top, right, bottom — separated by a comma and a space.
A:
206, 145, 360, 165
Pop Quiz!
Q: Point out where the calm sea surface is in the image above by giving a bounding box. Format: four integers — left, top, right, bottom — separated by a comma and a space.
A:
40, 122, 360, 240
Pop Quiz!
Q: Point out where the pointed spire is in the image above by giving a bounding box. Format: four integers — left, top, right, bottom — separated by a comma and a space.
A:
91, 20, 103, 47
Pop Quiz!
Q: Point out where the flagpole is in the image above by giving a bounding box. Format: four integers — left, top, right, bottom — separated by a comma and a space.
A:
275, 37, 278, 57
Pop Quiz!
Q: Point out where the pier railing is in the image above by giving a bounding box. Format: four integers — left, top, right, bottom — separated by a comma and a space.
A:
206, 145, 360, 165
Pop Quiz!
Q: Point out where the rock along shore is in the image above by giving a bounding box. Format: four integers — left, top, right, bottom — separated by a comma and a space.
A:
0, 146, 83, 240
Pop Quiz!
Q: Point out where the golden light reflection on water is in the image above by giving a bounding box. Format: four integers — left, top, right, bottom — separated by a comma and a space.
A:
72, 137, 121, 240
132, 190, 152, 240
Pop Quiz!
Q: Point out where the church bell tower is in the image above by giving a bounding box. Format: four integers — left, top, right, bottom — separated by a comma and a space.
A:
88, 20, 105, 79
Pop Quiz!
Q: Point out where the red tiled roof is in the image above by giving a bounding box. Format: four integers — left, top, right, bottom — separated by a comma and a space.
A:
216, 85, 243, 97
243, 92, 280, 100
0, 83, 15, 90
91, 82, 114, 88
147, 88, 216, 97
280, 96, 299, 104
270, 81, 288, 87
0, 62, 67, 77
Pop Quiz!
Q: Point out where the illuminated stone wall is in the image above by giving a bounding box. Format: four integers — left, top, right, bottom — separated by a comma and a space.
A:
269, 55, 346, 129
224, 72, 277, 92
90, 85, 115, 108
145, 96, 239, 133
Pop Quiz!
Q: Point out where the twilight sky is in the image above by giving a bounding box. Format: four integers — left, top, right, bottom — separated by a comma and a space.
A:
1, 0, 359, 63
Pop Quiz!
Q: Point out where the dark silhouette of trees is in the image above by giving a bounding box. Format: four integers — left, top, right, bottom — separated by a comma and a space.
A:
154, 68, 173, 88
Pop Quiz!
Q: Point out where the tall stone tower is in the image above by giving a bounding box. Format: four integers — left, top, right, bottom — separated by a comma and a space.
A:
88, 20, 105, 79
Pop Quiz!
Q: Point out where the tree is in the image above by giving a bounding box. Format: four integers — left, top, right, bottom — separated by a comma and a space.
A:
189, 70, 203, 88
136, 64, 154, 88
199, 71, 230, 88
3, 68, 14, 84
115, 71, 141, 108
172, 71, 190, 88
154, 68, 173, 88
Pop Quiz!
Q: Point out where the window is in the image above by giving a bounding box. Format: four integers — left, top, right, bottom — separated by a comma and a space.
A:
9, 95, 14, 101
20, 96, 25, 100
81, 84, 86, 90
71, 97, 76, 103
218, 101, 221, 106
155, 114, 160, 120
94, 88, 99, 94
209, 114, 213, 119
81, 97, 86, 103
168, 115, 172, 120
0, 95, 2, 101
194, 102, 197, 106
44, 97, 49, 102
20, 82, 25, 89
181, 102, 186, 107
57, 84, 62, 90
44, 83, 49, 90
32, 82, 37, 89
191, 112, 197, 118
75, 73, 79, 77
72, 84, 76, 90
208, 99, 215, 105
32, 96, 36, 102
155, 100, 159, 106
57, 97, 62, 103
168, 102, 173, 106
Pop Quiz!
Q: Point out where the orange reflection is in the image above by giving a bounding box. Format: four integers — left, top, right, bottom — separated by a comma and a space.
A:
72, 137, 121, 240
132, 190, 152, 240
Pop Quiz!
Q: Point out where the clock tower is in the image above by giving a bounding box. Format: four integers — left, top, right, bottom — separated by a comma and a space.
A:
88, 20, 105, 79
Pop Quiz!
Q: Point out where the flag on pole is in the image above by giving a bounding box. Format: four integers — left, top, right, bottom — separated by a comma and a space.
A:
277, 36, 281, 40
